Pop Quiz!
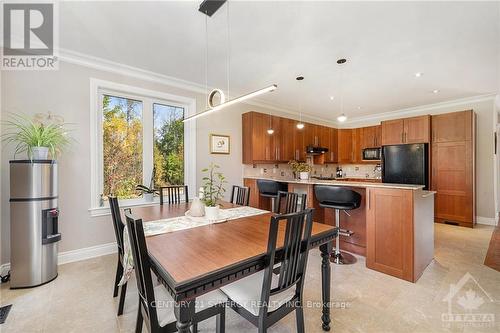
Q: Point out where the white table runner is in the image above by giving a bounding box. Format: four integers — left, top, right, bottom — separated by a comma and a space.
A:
119, 206, 268, 285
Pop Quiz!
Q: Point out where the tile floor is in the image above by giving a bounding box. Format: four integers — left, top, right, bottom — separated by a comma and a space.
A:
1, 224, 499, 333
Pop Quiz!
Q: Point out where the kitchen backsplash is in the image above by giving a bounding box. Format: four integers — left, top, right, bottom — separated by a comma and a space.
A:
243, 163, 382, 179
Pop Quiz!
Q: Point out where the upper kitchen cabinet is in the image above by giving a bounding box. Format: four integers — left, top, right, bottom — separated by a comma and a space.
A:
278, 117, 296, 162
432, 110, 473, 143
325, 127, 338, 163
381, 115, 430, 145
242, 112, 279, 163
337, 129, 354, 163
361, 125, 382, 149
293, 124, 306, 161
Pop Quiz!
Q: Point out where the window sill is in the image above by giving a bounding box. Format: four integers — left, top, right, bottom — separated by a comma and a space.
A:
88, 198, 160, 217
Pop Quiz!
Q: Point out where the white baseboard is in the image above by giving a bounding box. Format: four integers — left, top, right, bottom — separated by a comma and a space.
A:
0, 242, 117, 276
476, 216, 498, 226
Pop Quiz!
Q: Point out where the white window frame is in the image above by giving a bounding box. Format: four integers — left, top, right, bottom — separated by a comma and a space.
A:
89, 78, 196, 216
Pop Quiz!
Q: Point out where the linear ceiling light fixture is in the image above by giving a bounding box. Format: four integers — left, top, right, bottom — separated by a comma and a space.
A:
184, 0, 277, 122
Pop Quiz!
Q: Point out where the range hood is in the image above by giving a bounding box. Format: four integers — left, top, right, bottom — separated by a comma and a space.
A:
306, 145, 329, 155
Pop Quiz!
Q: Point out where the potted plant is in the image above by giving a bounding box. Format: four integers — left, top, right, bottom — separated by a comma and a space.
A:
201, 163, 227, 220
1, 113, 70, 160
288, 160, 312, 180
135, 185, 158, 202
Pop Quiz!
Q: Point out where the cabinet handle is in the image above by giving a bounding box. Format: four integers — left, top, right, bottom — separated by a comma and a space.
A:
401, 132, 404, 143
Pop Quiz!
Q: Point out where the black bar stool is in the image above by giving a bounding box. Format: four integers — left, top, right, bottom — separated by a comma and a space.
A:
257, 179, 285, 212
314, 185, 361, 265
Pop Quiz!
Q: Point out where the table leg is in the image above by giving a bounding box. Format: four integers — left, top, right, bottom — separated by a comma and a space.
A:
174, 299, 195, 333
320, 242, 333, 331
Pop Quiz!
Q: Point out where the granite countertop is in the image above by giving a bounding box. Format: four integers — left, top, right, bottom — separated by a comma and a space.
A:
243, 175, 426, 191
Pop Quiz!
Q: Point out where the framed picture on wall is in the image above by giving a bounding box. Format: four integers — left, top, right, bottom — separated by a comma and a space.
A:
210, 134, 230, 154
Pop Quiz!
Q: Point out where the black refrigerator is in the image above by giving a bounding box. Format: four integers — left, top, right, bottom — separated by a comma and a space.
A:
382, 144, 429, 189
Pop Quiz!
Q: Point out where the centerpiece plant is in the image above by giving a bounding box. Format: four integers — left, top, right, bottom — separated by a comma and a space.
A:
1, 113, 71, 160
201, 163, 227, 220
288, 160, 312, 180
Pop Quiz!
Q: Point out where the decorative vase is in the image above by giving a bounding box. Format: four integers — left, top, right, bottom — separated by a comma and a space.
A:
32, 147, 49, 160
299, 172, 310, 180
205, 205, 220, 221
190, 197, 205, 217
144, 193, 154, 202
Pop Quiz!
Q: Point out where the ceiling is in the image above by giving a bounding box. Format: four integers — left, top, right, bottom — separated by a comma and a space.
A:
60, 1, 500, 121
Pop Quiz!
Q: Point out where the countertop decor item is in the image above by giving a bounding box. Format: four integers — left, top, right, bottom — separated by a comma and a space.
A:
201, 163, 227, 220
288, 160, 312, 180
1, 113, 71, 160
189, 197, 205, 217
210, 134, 230, 154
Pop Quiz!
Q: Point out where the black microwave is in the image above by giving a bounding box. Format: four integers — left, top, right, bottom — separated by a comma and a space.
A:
362, 148, 381, 160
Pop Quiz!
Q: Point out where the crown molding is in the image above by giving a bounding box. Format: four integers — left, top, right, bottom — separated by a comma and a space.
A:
342, 93, 498, 126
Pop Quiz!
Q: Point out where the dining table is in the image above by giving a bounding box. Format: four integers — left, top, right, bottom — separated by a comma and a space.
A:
128, 202, 337, 332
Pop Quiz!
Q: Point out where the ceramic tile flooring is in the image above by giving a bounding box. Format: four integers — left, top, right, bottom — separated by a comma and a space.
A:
1, 224, 499, 333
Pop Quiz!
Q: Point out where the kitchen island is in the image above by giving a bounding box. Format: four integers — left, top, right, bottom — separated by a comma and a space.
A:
244, 176, 435, 282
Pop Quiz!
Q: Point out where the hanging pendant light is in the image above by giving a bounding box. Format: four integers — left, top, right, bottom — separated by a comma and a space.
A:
184, 1, 277, 122
296, 76, 305, 129
267, 113, 274, 134
336, 58, 348, 123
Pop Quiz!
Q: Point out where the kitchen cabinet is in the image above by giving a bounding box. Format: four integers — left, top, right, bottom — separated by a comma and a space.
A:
325, 127, 338, 163
242, 112, 273, 163
277, 117, 296, 162
337, 129, 354, 163
431, 110, 475, 227
361, 125, 382, 148
381, 115, 430, 145
243, 178, 272, 211
293, 126, 306, 161
352, 128, 363, 164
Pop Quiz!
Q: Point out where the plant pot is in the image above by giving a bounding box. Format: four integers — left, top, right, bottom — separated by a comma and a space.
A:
299, 172, 310, 180
32, 147, 49, 160
143, 193, 154, 202
204, 205, 220, 221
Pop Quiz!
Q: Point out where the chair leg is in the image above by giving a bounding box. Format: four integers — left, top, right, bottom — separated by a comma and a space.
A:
296, 306, 305, 333
135, 307, 143, 333
113, 258, 122, 297
216, 306, 225, 333
117, 282, 127, 316
192, 322, 198, 333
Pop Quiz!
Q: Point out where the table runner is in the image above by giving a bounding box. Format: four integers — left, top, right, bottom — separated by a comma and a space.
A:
119, 206, 268, 285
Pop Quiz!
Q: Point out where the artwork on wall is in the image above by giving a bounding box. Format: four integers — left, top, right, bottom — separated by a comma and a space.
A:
210, 134, 230, 154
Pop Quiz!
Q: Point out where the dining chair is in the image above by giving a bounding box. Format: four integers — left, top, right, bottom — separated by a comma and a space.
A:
109, 196, 128, 316
274, 191, 307, 214
124, 211, 227, 333
159, 185, 189, 205
229, 185, 250, 206
221, 208, 315, 333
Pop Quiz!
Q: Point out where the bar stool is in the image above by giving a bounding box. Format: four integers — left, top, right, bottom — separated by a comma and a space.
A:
314, 185, 361, 265
256, 179, 284, 212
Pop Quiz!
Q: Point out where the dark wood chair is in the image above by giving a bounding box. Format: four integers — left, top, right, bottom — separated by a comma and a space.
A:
221, 208, 315, 333
275, 191, 307, 214
109, 196, 128, 316
159, 185, 189, 205
124, 211, 227, 333
229, 185, 250, 206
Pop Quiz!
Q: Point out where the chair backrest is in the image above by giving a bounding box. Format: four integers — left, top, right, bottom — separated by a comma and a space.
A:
275, 191, 307, 214
159, 185, 189, 205
230, 185, 250, 206
108, 196, 125, 257
314, 185, 361, 208
259, 208, 314, 316
124, 210, 159, 330
256, 179, 281, 196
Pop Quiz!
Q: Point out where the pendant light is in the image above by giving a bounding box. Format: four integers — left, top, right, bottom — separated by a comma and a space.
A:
267, 113, 274, 135
296, 76, 305, 129
184, 1, 278, 122
336, 58, 348, 123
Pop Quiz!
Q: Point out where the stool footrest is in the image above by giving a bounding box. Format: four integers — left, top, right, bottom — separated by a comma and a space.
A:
339, 228, 354, 237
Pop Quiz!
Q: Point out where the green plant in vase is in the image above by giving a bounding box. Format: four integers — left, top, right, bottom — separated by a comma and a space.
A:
1, 113, 71, 160
288, 160, 312, 180
201, 163, 227, 220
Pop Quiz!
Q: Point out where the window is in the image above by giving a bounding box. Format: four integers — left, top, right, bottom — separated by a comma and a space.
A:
90, 79, 196, 213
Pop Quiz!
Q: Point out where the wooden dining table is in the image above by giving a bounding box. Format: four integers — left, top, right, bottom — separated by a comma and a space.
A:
129, 202, 337, 332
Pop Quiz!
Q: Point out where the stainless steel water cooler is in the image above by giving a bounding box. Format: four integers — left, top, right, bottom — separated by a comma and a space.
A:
9, 160, 61, 288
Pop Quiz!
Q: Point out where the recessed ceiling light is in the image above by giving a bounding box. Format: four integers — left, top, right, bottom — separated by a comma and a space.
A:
432, 89, 439, 94
330, 96, 334, 100
357, 106, 362, 110
296, 76, 304, 81
337, 58, 347, 65
415, 72, 423, 77
337, 114, 347, 122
